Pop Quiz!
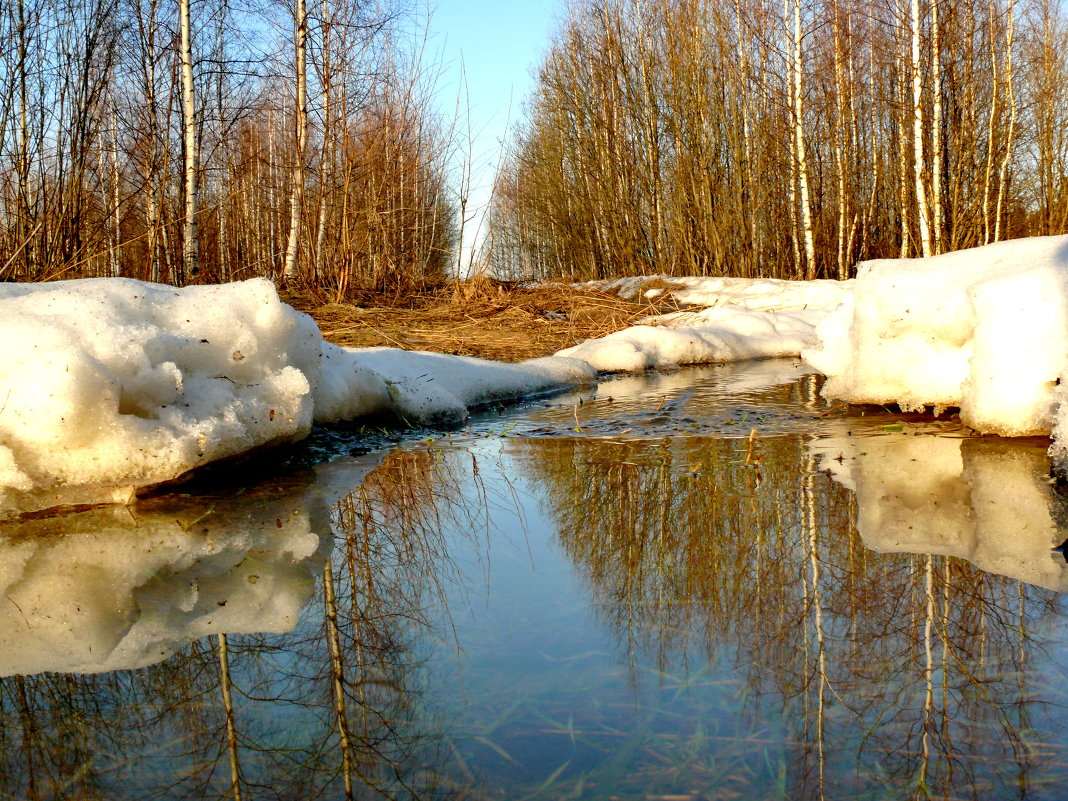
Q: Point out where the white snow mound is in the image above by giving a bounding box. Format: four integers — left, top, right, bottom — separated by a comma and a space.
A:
0, 278, 321, 512
342, 348, 597, 425
577, 274, 853, 311
0, 278, 597, 514
803, 236, 1068, 446
315, 344, 595, 425
556, 306, 821, 372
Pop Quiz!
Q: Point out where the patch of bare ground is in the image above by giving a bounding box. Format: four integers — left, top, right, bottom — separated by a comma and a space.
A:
283, 277, 682, 362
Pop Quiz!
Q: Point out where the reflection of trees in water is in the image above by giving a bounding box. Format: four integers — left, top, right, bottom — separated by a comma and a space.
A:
4, 433, 1065, 800
0, 671, 151, 800
0, 446, 476, 800
311, 447, 474, 799
509, 436, 815, 665
511, 433, 1066, 799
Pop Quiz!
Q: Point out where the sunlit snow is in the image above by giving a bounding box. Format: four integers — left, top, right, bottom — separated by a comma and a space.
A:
556, 306, 824, 372
6, 234, 1068, 516
803, 235, 1068, 446
0, 278, 595, 515
575, 274, 852, 311
571, 235, 1068, 457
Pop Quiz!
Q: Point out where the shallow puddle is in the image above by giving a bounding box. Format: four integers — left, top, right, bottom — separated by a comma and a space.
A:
3, 361, 1068, 800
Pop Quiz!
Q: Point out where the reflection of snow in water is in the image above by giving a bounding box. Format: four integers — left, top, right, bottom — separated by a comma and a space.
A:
0, 453, 381, 675
811, 423, 1068, 592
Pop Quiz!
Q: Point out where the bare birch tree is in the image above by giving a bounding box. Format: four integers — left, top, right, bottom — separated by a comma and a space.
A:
910, 0, 933, 257
790, 0, 816, 279
179, 0, 199, 282
283, 0, 308, 282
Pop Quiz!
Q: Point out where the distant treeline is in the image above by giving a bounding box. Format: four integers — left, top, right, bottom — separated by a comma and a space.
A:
0, 0, 456, 297
5, 0, 1066, 293
489, 0, 1068, 281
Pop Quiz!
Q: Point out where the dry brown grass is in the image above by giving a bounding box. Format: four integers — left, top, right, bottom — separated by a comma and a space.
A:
284, 278, 681, 362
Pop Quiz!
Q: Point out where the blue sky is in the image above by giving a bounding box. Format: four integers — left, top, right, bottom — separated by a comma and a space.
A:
422, 0, 561, 269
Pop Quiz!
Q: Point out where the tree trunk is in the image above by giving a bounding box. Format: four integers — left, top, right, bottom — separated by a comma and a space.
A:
179, 0, 199, 282
930, 0, 942, 253
109, 94, 121, 276
994, 0, 1016, 242
283, 0, 308, 283
215, 0, 229, 281
982, 0, 999, 244
832, 0, 849, 278
911, 0, 933, 257
791, 0, 816, 279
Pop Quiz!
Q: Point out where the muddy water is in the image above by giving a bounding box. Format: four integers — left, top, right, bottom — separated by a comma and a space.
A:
2, 361, 1068, 800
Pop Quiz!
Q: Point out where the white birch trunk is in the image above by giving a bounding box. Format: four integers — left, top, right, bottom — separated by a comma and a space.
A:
910, 0, 933, 257
268, 108, 278, 271
283, 0, 307, 282
215, 0, 229, 281
180, 0, 199, 281
994, 0, 1016, 242
313, 0, 333, 283
109, 95, 121, 276
832, 0, 848, 278
982, 0, 999, 244
791, 0, 816, 279
897, 0, 911, 258
15, 0, 30, 273
930, 0, 942, 253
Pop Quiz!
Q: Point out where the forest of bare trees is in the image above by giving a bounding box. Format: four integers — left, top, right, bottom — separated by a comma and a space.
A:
4, 0, 1068, 292
0, 0, 457, 297
490, 0, 1068, 281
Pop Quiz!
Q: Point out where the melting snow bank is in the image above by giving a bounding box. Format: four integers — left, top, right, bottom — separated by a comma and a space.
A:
13, 236, 1068, 516
556, 306, 825, 372
0, 278, 595, 516
555, 275, 852, 373
317, 344, 595, 426
1, 278, 320, 513
0, 273, 853, 515
577, 239, 1068, 456
803, 235, 1068, 449
575, 274, 853, 310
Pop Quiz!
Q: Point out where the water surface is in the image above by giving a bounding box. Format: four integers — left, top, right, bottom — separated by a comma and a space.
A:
2, 362, 1068, 800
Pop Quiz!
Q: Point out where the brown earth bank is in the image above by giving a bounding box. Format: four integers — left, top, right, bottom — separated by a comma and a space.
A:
284, 277, 682, 362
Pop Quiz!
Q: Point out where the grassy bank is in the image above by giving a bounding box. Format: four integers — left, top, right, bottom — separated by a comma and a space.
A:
290, 278, 678, 362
